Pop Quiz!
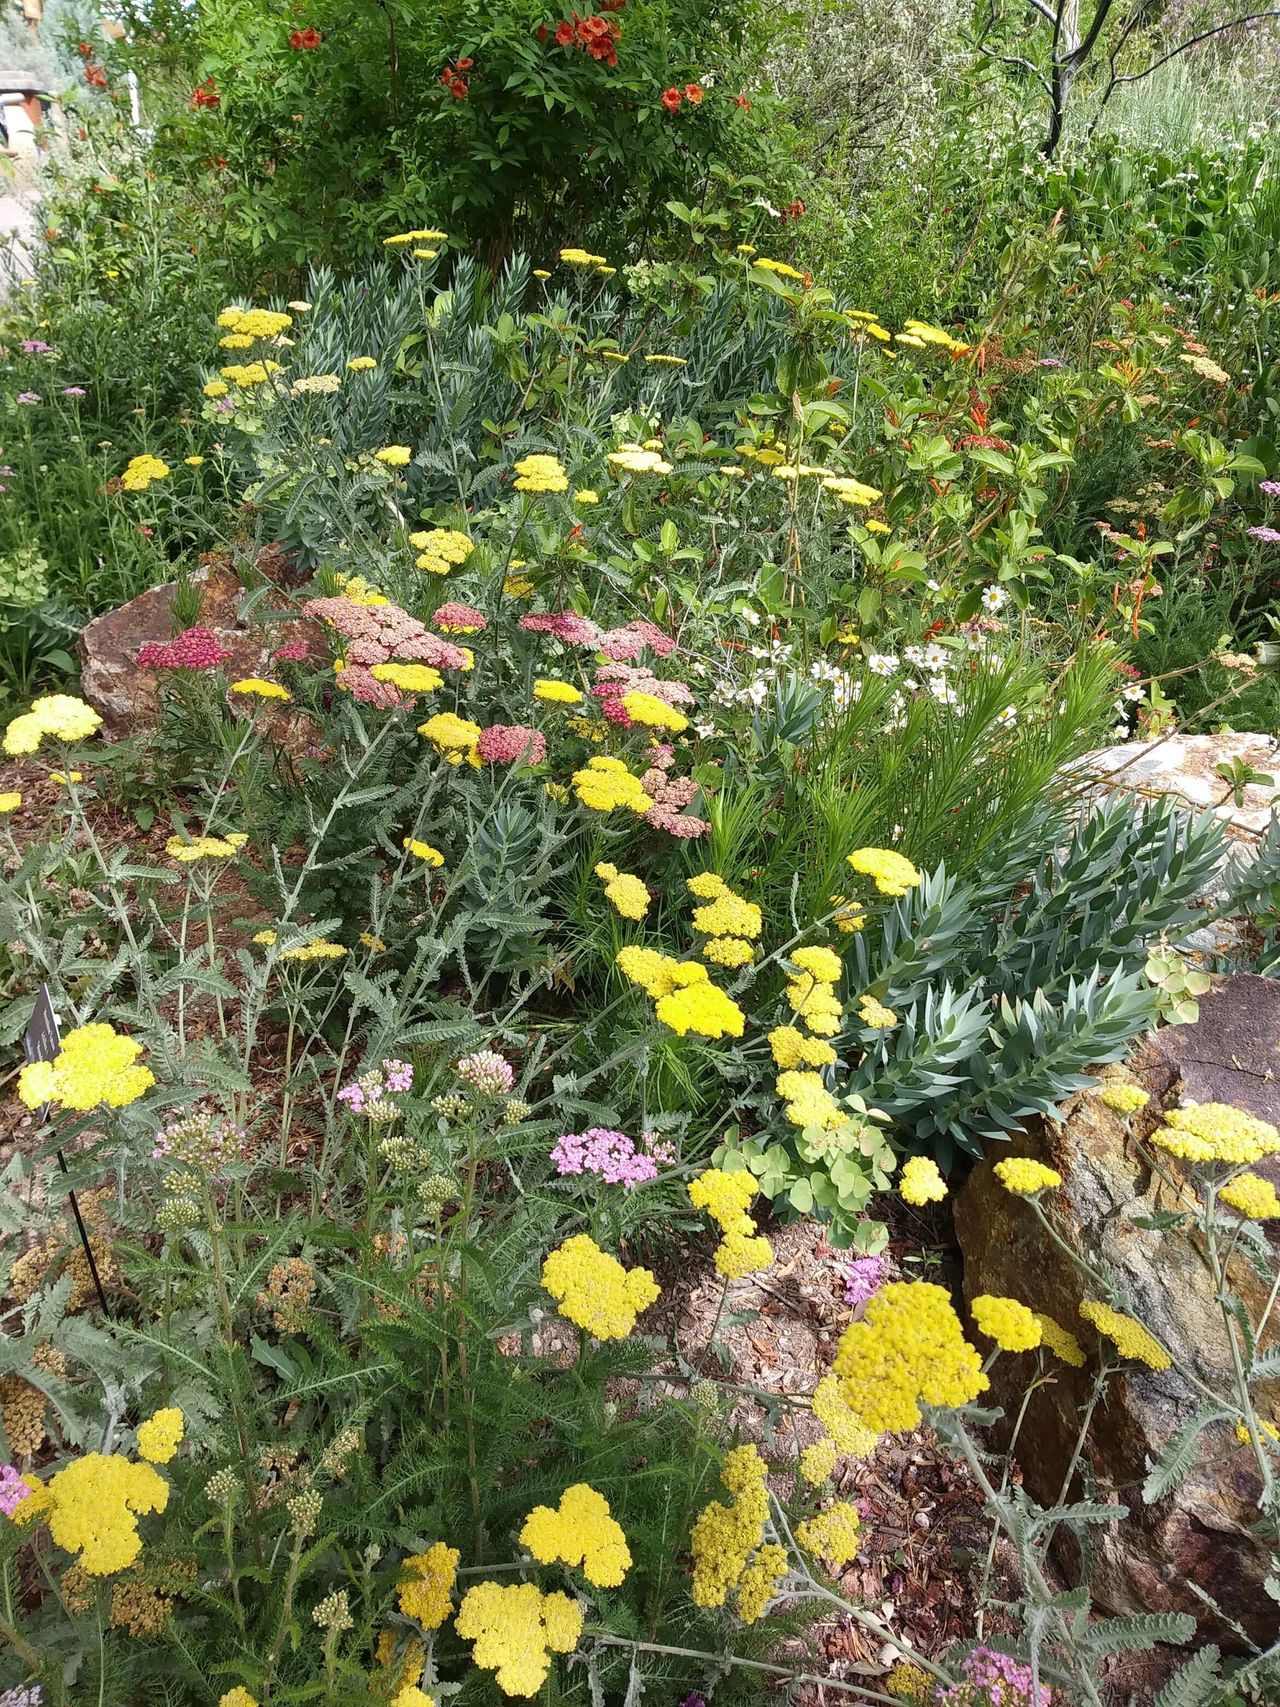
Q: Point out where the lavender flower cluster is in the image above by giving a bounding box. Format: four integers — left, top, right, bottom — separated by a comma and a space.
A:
939, 1646, 1052, 1707
550, 1127, 675, 1188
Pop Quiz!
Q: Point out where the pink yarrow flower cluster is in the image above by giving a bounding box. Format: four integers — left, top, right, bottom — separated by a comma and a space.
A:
551, 1127, 675, 1188
302, 596, 469, 706
476, 723, 547, 765
939, 1647, 1052, 1707
337, 1058, 413, 1120
434, 602, 488, 634
136, 626, 234, 671
519, 610, 676, 659
274, 636, 312, 662
640, 743, 710, 838
0, 1464, 33, 1517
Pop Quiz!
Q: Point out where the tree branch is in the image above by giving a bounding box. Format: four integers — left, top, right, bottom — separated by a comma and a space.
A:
1109, 9, 1280, 86
1064, 0, 1121, 69
975, 0, 1055, 96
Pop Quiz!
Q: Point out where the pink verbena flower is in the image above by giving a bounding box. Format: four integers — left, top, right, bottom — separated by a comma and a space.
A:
0, 1464, 33, 1517
136, 626, 234, 670
476, 724, 547, 765
434, 602, 487, 634
839, 1252, 885, 1309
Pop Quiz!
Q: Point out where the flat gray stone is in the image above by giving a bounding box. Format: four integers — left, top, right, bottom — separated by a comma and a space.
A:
1147, 974, 1280, 1126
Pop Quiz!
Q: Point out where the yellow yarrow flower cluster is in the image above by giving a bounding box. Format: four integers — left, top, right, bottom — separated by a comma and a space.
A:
1096, 1081, 1149, 1114
901, 318, 968, 353
0, 790, 20, 812
454, 1580, 582, 1697
972, 1295, 1041, 1352
540, 1233, 659, 1340
136, 1407, 184, 1464
846, 846, 921, 898
703, 935, 755, 967
409, 527, 473, 575
33, 1452, 170, 1574
811, 1373, 880, 1457
279, 938, 346, 962
857, 994, 898, 1029
533, 678, 581, 704
121, 453, 170, 491
831, 1281, 988, 1433
776, 1069, 842, 1131
1078, 1299, 1170, 1370
899, 1156, 946, 1206
217, 1691, 259, 1707
513, 453, 568, 493
620, 690, 688, 733
372, 663, 444, 694
734, 1543, 788, 1623
656, 968, 746, 1040
616, 944, 684, 997
1219, 1173, 1280, 1219
397, 1540, 459, 1628
688, 1168, 773, 1278
572, 755, 653, 813
333, 572, 388, 606
520, 1484, 631, 1587
607, 444, 672, 475
594, 861, 650, 921
230, 678, 291, 701
375, 445, 412, 467
768, 1025, 836, 1069
17, 1021, 154, 1113
885, 1662, 933, 1703
419, 712, 482, 764
385, 228, 448, 247
614, 946, 745, 1037
165, 831, 248, 863
994, 1158, 1062, 1195
753, 257, 806, 281
216, 306, 292, 339
404, 837, 445, 867
788, 946, 847, 1047
822, 474, 882, 507
4, 693, 102, 755
219, 362, 279, 388
690, 1443, 769, 1611
347, 355, 377, 371
1034, 1313, 1086, 1367
796, 1500, 861, 1567
688, 875, 762, 940
1154, 1102, 1280, 1165
560, 246, 606, 265
799, 1438, 838, 1485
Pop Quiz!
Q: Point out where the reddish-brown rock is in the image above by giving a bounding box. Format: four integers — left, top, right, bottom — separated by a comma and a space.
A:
955, 1052, 1280, 1649
78, 553, 322, 752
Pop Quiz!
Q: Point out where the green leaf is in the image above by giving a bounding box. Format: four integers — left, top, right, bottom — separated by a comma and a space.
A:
1153, 1646, 1222, 1707
1143, 1403, 1231, 1503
